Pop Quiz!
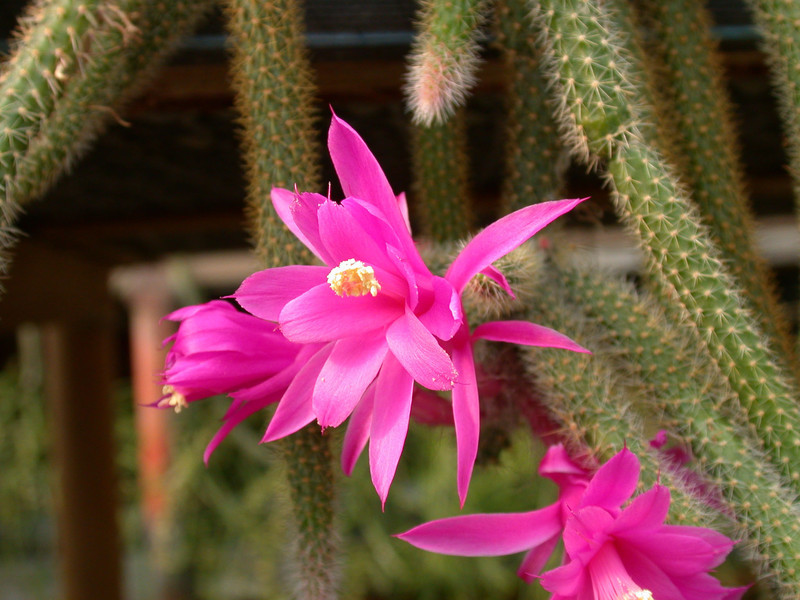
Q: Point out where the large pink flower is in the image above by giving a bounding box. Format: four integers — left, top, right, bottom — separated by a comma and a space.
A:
160, 300, 316, 463
398, 446, 746, 599
235, 114, 588, 506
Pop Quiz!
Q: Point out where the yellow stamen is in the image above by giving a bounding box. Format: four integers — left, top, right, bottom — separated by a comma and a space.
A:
327, 259, 381, 297
160, 384, 188, 413
621, 591, 653, 600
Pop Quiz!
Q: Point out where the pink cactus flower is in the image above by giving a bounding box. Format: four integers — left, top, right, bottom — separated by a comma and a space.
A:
398, 446, 746, 599
234, 114, 588, 506
160, 300, 317, 463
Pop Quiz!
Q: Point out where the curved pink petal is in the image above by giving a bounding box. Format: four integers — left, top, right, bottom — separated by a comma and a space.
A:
517, 532, 561, 583
271, 188, 330, 262
369, 354, 414, 508
611, 486, 670, 534
615, 544, 685, 599
262, 345, 334, 442
445, 198, 587, 294
317, 199, 398, 274
386, 308, 458, 391
473, 320, 590, 353
280, 283, 402, 343
313, 335, 388, 428
396, 502, 562, 556
540, 559, 587, 596
235, 266, 328, 321
562, 505, 614, 558
451, 334, 480, 507
396, 191, 411, 232
416, 276, 462, 341
341, 386, 375, 475
479, 264, 515, 297
579, 447, 640, 511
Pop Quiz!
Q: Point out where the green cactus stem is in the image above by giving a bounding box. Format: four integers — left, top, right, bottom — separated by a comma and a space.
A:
554, 262, 800, 596
530, 0, 800, 495
495, 0, 566, 214
742, 0, 800, 221
633, 0, 794, 365
410, 109, 473, 241
224, 0, 320, 268
405, 0, 491, 125
224, 1, 338, 598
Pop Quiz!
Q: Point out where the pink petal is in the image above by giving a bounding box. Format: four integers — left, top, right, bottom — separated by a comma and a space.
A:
445, 198, 587, 294
579, 447, 640, 510
562, 505, 614, 557
479, 265, 514, 297
386, 308, 458, 391
517, 532, 561, 583
313, 335, 388, 428
473, 320, 590, 353
416, 276, 462, 341
280, 283, 402, 343
611, 486, 670, 534
235, 266, 328, 321
451, 334, 480, 507
328, 113, 408, 238
262, 345, 334, 442
540, 559, 587, 596
396, 191, 411, 232
396, 502, 562, 556
341, 387, 375, 475
369, 354, 414, 508
271, 188, 330, 263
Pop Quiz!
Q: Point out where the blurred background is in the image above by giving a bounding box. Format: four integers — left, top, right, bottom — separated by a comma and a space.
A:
0, 0, 792, 598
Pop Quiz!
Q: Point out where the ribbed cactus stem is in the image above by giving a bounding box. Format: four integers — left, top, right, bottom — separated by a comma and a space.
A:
281, 425, 339, 600
12, 0, 215, 205
742, 0, 800, 219
556, 264, 800, 596
405, 0, 490, 125
634, 0, 793, 364
224, 0, 321, 267
530, 0, 800, 494
411, 109, 472, 241
519, 278, 709, 526
224, 1, 338, 598
495, 0, 566, 214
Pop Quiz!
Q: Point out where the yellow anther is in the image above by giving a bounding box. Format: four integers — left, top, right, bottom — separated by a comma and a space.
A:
327, 259, 381, 297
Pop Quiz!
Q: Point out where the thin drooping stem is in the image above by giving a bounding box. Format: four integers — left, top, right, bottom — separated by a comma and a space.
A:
224, 1, 339, 598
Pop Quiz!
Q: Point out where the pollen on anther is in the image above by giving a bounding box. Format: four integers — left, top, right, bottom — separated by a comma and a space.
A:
327, 259, 382, 297
160, 384, 188, 413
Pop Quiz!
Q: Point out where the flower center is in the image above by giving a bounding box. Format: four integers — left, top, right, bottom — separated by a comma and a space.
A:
327, 259, 381, 297
159, 384, 188, 413
589, 542, 653, 600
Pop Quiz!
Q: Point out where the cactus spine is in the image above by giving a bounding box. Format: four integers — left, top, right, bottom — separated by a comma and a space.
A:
406, 0, 491, 125
224, 1, 338, 598
530, 0, 800, 494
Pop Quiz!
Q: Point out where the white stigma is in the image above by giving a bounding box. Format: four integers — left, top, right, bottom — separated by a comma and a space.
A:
327, 259, 381, 297
160, 384, 188, 413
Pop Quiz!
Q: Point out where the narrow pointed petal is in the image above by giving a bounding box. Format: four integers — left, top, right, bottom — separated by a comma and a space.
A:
271, 188, 330, 262
445, 198, 587, 294
341, 387, 375, 475
235, 266, 328, 321
328, 113, 405, 233
517, 533, 561, 582
473, 320, 591, 353
451, 337, 479, 506
386, 308, 458, 390
369, 354, 414, 507
317, 199, 396, 272
479, 265, 514, 297
280, 284, 401, 343
396, 192, 411, 232
313, 335, 388, 428
612, 486, 670, 534
396, 503, 562, 556
262, 345, 334, 442
579, 446, 640, 510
